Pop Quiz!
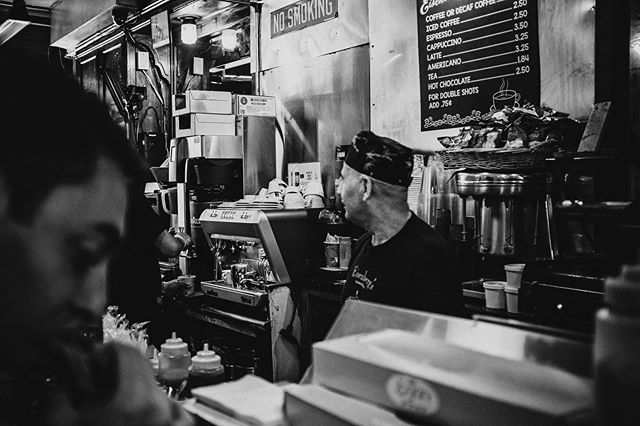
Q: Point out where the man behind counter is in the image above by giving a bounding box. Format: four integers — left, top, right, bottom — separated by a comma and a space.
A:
339, 131, 463, 316
0, 48, 192, 426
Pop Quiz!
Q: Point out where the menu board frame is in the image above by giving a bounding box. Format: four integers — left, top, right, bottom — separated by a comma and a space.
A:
417, 0, 540, 131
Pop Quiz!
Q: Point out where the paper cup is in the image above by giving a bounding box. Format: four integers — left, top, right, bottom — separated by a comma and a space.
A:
504, 263, 525, 289
221, 269, 233, 286
505, 286, 519, 313
483, 281, 506, 309
324, 242, 340, 268
178, 274, 197, 296
339, 236, 352, 269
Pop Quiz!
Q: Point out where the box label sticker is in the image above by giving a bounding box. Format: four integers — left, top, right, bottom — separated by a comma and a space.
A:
386, 374, 440, 416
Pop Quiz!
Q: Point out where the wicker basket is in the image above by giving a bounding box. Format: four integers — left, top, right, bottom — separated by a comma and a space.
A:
435, 148, 548, 171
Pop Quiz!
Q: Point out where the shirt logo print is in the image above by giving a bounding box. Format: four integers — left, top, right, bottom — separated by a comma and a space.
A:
351, 265, 377, 292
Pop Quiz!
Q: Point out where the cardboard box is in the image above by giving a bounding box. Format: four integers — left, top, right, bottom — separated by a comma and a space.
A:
313, 329, 594, 426
175, 113, 236, 138
235, 94, 276, 116
172, 90, 232, 116
284, 384, 413, 426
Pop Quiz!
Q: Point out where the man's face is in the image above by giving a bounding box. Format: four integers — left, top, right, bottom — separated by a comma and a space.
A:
338, 164, 366, 225
0, 158, 127, 347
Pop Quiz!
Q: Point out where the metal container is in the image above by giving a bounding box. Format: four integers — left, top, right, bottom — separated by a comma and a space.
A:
455, 172, 554, 257
456, 172, 551, 198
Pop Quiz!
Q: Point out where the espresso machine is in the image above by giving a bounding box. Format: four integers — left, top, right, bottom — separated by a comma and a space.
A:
168, 113, 277, 277
168, 135, 244, 278
181, 208, 324, 381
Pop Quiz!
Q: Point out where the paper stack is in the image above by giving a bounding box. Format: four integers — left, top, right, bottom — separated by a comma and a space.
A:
191, 375, 286, 426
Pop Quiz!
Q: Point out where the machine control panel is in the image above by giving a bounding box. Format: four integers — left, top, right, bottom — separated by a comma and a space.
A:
204, 209, 260, 223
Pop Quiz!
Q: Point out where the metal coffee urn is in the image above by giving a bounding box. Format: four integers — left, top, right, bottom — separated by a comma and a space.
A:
455, 172, 557, 259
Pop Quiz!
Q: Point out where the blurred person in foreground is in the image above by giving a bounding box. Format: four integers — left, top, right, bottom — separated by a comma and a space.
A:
108, 188, 192, 347
339, 131, 463, 315
0, 48, 193, 426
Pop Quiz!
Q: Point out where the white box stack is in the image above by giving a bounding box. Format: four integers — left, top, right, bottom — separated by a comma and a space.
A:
172, 90, 236, 138
174, 113, 236, 138
172, 90, 233, 116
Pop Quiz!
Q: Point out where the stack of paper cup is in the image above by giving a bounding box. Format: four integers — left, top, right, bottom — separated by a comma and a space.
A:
504, 263, 525, 289
505, 286, 519, 313
503, 264, 525, 313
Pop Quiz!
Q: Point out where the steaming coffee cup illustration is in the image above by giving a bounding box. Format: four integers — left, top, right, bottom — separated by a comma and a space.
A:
492, 89, 520, 110
491, 78, 521, 111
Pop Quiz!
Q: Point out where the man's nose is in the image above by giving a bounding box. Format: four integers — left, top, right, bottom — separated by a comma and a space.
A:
75, 264, 107, 315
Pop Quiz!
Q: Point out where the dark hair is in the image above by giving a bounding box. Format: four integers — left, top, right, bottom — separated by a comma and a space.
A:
0, 47, 144, 223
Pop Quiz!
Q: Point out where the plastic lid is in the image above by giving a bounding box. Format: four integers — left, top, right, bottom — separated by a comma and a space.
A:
483, 281, 506, 290
160, 332, 189, 356
504, 263, 525, 272
605, 263, 640, 312
191, 343, 222, 371
504, 286, 519, 294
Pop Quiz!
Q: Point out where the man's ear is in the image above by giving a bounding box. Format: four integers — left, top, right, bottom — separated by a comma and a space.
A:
360, 175, 373, 202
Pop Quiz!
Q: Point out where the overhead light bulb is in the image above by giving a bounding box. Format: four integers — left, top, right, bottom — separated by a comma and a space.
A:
0, 0, 30, 45
220, 29, 238, 50
633, 41, 640, 57
180, 17, 198, 45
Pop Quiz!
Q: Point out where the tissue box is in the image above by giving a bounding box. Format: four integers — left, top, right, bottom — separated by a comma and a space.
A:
172, 90, 232, 116
312, 329, 594, 426
235, 94, 276, 116
175, 113, 236, 137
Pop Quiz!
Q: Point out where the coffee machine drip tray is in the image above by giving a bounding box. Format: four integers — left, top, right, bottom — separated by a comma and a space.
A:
201, 280, 268, 307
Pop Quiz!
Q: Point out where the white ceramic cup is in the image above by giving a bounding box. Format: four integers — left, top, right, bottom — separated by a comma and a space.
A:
304, 194, 325, 208
268, 179, 287, 197
221, 269, 232, 286
284, 187, 305, 209
304, 180, 324, 198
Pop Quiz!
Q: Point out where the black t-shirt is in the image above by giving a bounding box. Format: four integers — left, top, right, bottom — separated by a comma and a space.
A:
108, 190, 165, 323
341, 213, 463, 316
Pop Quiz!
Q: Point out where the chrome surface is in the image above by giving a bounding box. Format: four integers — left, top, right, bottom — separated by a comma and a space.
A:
325, 300, 592, 378
259, 0, 369, 71
199, 209, 291, 285
261, 45, 369, 198
185, 307, 267, 338
237, 116, 276, 195
187, 135, 243, 159
478, 199, 516, 256
456, 172, 552, 197
200, 280, 266, 306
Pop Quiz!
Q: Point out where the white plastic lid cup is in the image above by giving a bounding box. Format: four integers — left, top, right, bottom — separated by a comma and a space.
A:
505, 286, 519, 313
483, 281, 506, 309
505, 263, 525, 289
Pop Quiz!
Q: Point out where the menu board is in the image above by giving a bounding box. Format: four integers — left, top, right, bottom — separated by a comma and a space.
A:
417, 0, 540, 131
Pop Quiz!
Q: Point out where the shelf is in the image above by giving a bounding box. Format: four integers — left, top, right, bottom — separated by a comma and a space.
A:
209, 56, 250, 73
